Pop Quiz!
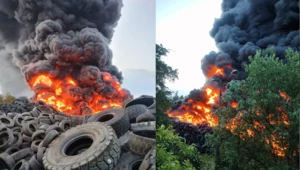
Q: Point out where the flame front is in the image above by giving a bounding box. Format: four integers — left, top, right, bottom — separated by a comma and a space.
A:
29, 73, 128, 115
167, 87, 219, 126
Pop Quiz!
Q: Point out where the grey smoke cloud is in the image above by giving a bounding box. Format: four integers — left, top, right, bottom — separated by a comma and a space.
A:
0, 0, 125, 100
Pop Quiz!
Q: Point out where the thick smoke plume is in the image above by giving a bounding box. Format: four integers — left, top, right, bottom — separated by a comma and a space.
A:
202, 0, 299, 83
0, 0, 131, 115
168, 0, 300, 125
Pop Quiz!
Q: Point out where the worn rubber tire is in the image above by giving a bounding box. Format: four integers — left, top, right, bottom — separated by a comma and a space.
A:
37, 147, 46, 164
43, 122, 121, 170
59, 120, 71, 131
12, 159, 30, 170
113, 152, 143, 170
0, 129, 14, 151
22, 121, 38, 136
125, 105, 148, 123
39, 124, 49, 131
38, 116, 51, 125
7, 112, 18, 119
42, 130, 59, 147
139, 147, 156, 170
29, 155, 43, 170
12, 148, 33, 162
0, 116, 14, 128
136, 113, 156, 123
31, 130, 46, 141
22, 134, 32, 142
0, 152, 15, 169
5, 147, 20, 155
12, 126, 22, 133
31, 140, 43, 153
130, 121, 156, 132
118, 131, 130, 153
11, 132, 23, 148
124, 96, 155, 109
19, 142, 31, 149
13, 114, 24, 127
128, 130, 156, 156
70, 115, 84, 126
45, 123, 64, 135
87, 108, 130, 138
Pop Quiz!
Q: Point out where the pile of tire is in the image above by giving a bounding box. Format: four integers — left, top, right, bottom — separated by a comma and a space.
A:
0, 95, 156, 170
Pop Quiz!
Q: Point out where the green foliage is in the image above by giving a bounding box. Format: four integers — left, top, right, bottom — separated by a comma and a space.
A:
157, 125, 215, 170
206, 48, 300, 170
156, 44, 179, 126
0, 93, 16, 104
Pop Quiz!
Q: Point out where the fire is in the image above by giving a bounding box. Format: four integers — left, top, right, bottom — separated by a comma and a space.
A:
29, 74, 128, 115
279, 90, 291, 102
167, 87, 219, 126
231, 102, 238, 108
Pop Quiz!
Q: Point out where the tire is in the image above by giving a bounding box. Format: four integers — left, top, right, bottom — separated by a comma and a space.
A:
0, 152, 15, 169
12, 148, 33, 162
22, 121, 38, 136
128, 131, 156, 156
12, 159, 30, 170
31, 140, 43, 153
118, 131, 130, 153
42, 130, 59, 147
13, 114, 24, 127
136, 113, 155, 123
124, 96, 155, 109
0, 116, 14, 128
130, 121, 156, 132
113, 152, 143, 170
5, 147, 20, 155
125, 105, 148, 123
29, 155, 43, 170
11, 132, 23, 148
87, 108, 130, 138
0, 129, 14, 151
43, 122, 121, 170
59, 120, 71, 131
36, 147, 46, 164
139, 147, 156, 170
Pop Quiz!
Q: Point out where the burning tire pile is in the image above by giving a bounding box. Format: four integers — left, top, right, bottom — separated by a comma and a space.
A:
0, 95, 156, 170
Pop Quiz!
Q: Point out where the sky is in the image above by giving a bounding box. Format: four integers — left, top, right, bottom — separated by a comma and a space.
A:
111, 0, 155, 98
156, 0, 222, 96
0, 0, 156, 98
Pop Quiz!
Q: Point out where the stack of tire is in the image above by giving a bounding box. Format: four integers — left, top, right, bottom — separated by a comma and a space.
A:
0, 95, 156, 170
0, 101, 72, 169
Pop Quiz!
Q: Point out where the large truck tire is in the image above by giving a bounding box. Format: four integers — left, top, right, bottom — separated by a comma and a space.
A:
43, 122, 121, 170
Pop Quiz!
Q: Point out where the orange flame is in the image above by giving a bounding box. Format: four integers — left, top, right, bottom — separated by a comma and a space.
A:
29, 74, 127, 115
167, 87, 219, 126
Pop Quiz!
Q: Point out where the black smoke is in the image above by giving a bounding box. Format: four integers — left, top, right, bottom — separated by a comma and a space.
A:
169, 0, 300, 121
202, 0, 299, 81
0, 0, 127, 99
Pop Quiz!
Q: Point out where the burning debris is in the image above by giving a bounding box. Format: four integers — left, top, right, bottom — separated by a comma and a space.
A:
0, 0, 132, 115
167, 0, 299, 157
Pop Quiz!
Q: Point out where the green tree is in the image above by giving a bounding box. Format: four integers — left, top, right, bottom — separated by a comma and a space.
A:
157, 125, 215, 170
156, 44, 178, 126
206, 49, 300, 170
0, 93, 16, 104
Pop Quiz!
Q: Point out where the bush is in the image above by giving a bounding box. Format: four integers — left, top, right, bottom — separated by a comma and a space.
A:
157, 125, 215, 170
206, 49, 300, 170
